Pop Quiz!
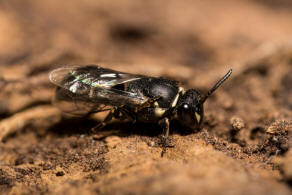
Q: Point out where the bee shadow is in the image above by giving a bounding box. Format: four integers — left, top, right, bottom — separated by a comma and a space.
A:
104, 120, 193, 137
46, 117, 98, 136
46, 118, 193, 138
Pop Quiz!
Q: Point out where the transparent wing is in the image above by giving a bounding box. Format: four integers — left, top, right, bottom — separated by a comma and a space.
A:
53, 86, 111, 117
49, 65, 148, 116
49, 65, 142, 89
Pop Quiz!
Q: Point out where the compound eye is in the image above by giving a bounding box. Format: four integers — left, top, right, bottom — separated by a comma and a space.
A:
178, 103, 196, 127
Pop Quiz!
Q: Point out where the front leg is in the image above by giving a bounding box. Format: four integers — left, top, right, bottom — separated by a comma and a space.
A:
158, 117, 170, 157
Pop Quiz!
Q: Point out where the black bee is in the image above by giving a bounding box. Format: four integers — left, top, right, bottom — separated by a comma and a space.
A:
50, 65, 232, 156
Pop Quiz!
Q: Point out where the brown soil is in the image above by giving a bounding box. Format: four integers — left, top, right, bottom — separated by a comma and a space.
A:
1, 0, 292, 194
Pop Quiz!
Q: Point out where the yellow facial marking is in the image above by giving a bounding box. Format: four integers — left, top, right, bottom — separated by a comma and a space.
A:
195, 112, 201, 123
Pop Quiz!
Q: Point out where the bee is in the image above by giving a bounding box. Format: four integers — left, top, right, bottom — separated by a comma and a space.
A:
49, 65, 232, 156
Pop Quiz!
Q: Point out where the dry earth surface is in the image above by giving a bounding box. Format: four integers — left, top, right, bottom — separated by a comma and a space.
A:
1, 0, 292, 194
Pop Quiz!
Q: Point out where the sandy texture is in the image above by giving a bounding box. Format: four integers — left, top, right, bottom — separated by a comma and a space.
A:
1, 0, 292, 194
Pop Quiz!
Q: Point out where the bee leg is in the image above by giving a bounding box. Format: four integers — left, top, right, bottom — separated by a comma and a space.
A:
117, 108, 137, 123
158, 117, 170, 157
91, 109, 114, 132
113, 109, 127, 120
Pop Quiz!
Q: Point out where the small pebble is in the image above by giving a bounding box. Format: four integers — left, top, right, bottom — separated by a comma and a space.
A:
230, 116, 245, 131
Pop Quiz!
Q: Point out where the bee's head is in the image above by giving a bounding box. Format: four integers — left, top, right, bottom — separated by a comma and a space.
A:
176, 69, 232, 130
177, 89, 203, 129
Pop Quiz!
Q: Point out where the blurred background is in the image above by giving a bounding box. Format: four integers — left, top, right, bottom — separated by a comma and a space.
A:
1, 0, 292, 74
0, 0, 292, 194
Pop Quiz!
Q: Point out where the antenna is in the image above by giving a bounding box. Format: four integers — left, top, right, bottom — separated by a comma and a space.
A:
200, 69, 232, 104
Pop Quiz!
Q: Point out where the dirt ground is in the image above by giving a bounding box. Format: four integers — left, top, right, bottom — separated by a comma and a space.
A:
1, 0, 292, 194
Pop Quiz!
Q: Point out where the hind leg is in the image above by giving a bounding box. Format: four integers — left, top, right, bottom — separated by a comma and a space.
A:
91, 109, 115, 132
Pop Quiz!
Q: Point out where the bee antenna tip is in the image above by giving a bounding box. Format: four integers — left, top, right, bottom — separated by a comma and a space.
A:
201, 69, 232, 104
